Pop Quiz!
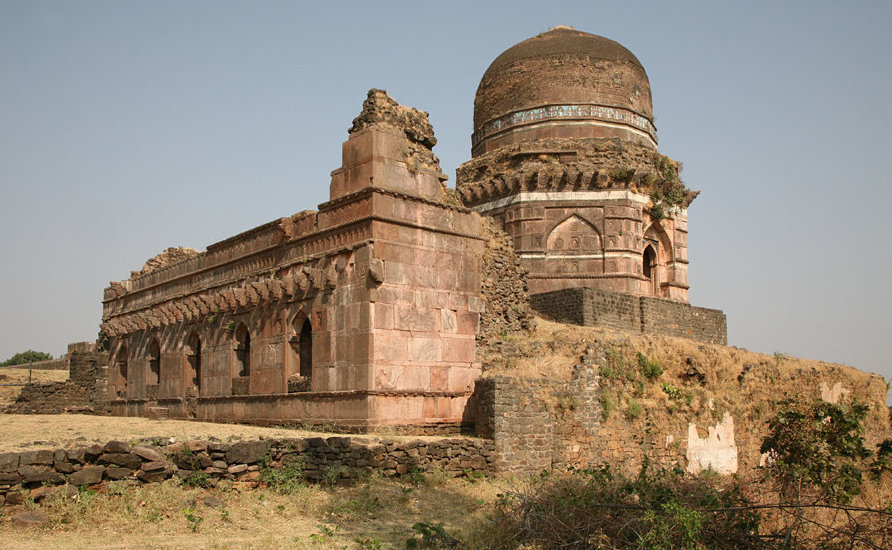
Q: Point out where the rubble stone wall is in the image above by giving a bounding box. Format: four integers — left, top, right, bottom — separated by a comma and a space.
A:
531, 287, 726, 345
4, 342, 109, 415
477, 217, 534, 346
0, 436, 495, 506
473, 345, 889, 477
4, 382, 91, 414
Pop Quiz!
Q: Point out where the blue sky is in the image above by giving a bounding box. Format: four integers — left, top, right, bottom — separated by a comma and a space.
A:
1, 1, 890, 395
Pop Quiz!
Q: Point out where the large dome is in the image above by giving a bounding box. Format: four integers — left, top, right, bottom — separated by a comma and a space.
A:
472, 27, 656, 155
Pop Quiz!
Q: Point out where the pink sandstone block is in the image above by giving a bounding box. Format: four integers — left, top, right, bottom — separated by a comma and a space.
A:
394, 305, 439, 332
373, 303, 394, 329
415, 290, 449, 309
441, 337, 476, 363
448, 364, 481, 392
372, 331, 409, 361
408, 336, 442, 362
430, 365, 448, 391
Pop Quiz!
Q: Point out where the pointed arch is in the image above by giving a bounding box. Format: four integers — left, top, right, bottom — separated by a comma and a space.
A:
643, 222, 673, 264
287, 311, 313, 392
643, 222, 673, 296
297, 317, 313, 379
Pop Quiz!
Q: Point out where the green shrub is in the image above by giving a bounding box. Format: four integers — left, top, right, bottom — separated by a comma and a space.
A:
661, 383, 691, 404
626, 399, 643, 419
637, 352, 663, 379
182, 471, 212, 488
476, 465, 760, 549
260, 455, 305, 494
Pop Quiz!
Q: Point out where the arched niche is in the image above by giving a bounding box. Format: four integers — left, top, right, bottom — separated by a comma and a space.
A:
546, 214, 602, 255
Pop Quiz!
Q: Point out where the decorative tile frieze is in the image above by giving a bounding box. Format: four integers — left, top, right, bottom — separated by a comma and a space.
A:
473, 104, 657, 148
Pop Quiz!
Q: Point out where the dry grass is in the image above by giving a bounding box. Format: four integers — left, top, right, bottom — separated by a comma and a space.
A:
0, 414, 443, 453
0, 472, 506, 549
0, 367, 70, 405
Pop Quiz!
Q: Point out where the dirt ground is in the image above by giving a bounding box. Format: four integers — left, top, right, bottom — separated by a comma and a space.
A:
0, 414, 437, 453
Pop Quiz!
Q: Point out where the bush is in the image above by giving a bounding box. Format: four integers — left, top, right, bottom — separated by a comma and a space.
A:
1, 350, 53, 366
260, 455, 304, 494
476, 464, 761, 549
637, 352, 663, 379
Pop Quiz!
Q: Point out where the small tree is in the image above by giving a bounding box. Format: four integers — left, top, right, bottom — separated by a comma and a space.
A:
760, 399, 892, 548
1, 350, 53, 367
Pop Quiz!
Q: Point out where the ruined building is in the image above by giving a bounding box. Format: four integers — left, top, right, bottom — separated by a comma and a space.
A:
100, 27, 726, 429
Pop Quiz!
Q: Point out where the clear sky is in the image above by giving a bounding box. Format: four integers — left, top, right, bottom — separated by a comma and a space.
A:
1, 1, 890, 395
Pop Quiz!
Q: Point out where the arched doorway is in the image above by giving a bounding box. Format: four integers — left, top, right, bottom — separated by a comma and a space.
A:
115, 343, 128, 398
147, 338, 161, 386
299, 319, 312, 379
232, 323, 251, 396
288, 314, 313, 392
185, 332, 201, 392
643, 223, 672, 298
643, 244, 658, 295
235, 324, 250, 378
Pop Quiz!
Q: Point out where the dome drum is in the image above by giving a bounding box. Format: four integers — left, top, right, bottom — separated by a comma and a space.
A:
472, 103, 658, 156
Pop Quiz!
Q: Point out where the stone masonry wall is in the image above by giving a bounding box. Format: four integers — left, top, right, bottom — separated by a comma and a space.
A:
474, 344, 889, 478
531, 287, 726, 345
0, 436, 495, 507
4, 382, 92, 414
640, 296, 727, 345
4, 342, 109, 415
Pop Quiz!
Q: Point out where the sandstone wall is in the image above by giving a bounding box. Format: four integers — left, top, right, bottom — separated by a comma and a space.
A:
530, 287, 726, 345
0, 436, 494, 506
